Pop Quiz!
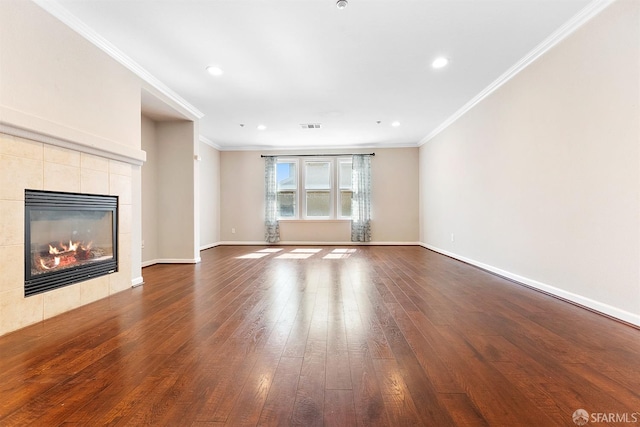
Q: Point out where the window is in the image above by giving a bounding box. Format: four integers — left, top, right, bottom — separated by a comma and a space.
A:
276, 157, 352, 220
305, 161, 331, 218
276, 160, 297, 218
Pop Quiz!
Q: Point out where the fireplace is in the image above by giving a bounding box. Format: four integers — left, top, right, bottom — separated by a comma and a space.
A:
24, 190, 118, 297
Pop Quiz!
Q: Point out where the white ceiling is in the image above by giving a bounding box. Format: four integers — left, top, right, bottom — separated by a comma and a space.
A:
49, 0, 594, 150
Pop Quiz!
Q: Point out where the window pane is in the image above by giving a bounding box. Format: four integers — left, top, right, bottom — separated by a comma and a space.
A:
277, 191, 296, 217
277, 162, 297, 190
306, 191, 330, 217
305, 162, 330, 189
339, 161, 352, 189
340, 190, 352, 217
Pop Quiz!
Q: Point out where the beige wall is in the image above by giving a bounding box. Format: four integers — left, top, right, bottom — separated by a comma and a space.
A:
156, 121, 198, 260
0, 0, 144, 335
200, 141, 221, 248
419, 0, 640, 325
140, 120, 200, 262
141, 115, 159, 263
220, 147, 419, 243
0, 0, 141, 153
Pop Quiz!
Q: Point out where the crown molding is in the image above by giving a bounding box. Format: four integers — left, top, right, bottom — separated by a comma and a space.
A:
419, 0, 615, 146
199, 136, 223, 150
32, 0, 204, 121
216, 141, 419, 152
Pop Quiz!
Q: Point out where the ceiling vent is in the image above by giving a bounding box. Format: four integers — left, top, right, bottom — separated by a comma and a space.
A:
300, 123, 322, 129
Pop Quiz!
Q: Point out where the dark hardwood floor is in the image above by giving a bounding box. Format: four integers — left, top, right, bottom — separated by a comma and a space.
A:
1, 246, 639, 426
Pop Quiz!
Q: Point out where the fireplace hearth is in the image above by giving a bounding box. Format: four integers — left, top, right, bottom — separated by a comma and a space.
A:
25, 190, 118, 297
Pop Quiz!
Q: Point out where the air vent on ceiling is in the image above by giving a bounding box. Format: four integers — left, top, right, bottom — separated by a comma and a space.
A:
300, 123, 322, 129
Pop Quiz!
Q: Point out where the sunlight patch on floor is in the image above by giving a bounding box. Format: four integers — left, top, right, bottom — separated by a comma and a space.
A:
323, 248, 357, 259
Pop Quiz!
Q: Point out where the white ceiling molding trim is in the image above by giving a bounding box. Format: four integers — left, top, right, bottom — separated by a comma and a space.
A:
200, 136, 223, 150
219, 142, 419, 152
32, 0, 204, 121
418, 0, 614, 146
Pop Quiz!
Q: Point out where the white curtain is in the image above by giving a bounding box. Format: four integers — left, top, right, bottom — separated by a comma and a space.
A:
264, 156, 280, 243
351, 154, 372, 242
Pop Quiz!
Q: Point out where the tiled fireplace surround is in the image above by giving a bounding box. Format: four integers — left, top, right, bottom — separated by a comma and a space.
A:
0, 132, 133, 336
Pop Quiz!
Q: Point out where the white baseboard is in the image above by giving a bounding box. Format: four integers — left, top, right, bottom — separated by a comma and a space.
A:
420, 243, 640, 328
141, 258, 200, 268
217, 240, 421, 246
141, 259, 158, 268
131, 276, 144, 287
200, 242, 222, 250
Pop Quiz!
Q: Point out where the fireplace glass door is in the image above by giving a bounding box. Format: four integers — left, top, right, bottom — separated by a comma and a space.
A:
25, 190, 118, 296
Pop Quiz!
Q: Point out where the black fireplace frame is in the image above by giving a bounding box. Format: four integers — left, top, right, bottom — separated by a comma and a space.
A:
24, 189, 118, 297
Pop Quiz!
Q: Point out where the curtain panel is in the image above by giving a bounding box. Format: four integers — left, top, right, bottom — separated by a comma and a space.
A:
351, 154, 372, 242
264, 156, 280, 243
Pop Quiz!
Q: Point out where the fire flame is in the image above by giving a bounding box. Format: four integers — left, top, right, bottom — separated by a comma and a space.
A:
40, 240, 94, 271
39, 256, 60, 270
49, 240, 82, 255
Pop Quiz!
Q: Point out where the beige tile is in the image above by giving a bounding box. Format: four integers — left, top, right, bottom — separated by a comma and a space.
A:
0, 155, 43, 200
81, 153, 109, 172
43, 283, 81, 319
80, 169, 109, 195
0, 133, 15, 150
119, 232, 132, 256
80, 275, 110, 305
0, 200, 23, 246
44, 145, 80, 167
0, 134, 43, 160
44, 162, 80, 193
111, 233, 132, 293
118, 204, 132, 234
109, 270, 131, 293
0, 245, 23, 293
109, 160, 132, 177
110, 174, 132, 204
0, 288, 43, 336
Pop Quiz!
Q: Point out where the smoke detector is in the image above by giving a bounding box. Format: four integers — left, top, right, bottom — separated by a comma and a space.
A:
336, 0, 348, 9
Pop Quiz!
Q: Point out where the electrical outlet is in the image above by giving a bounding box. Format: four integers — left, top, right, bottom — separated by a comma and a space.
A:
450, 233, 455, 242
231, 228, 236, 234
141, 240, 145, 249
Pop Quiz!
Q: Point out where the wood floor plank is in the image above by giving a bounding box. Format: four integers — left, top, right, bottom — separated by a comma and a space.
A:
256, 356, 303, 426
0, 245, 639, 426
323, 389, 356, 427
349, 352, 389, 426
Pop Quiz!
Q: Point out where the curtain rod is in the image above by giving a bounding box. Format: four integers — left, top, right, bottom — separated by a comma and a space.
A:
261, 153, 375, 158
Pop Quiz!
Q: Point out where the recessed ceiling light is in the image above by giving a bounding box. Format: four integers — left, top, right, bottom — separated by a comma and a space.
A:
391, 121, 400, 127
432, 57, 449, 69
206, 65, 223, 76
336, 0, 348, 9
257, 124, 267, 131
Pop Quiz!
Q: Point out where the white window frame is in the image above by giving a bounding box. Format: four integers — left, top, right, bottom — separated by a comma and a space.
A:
276, 156, 352, 221
337, 157, 353, 219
